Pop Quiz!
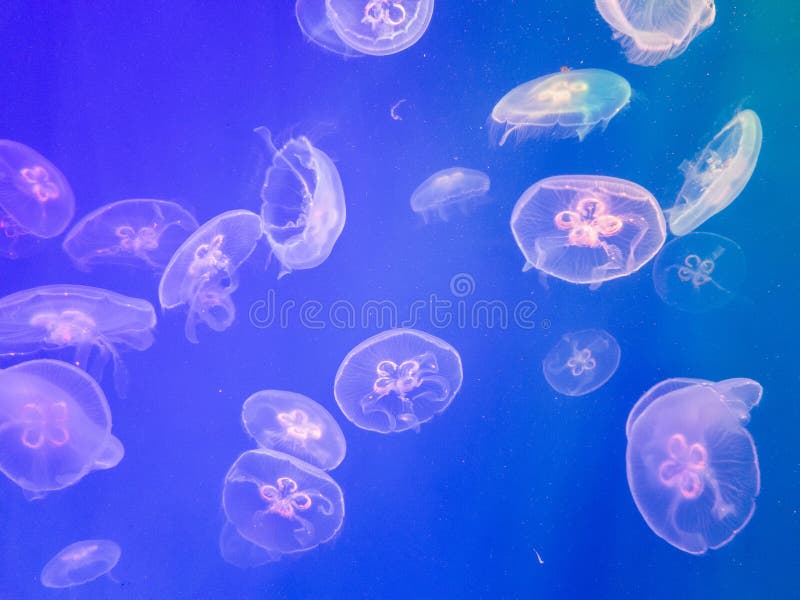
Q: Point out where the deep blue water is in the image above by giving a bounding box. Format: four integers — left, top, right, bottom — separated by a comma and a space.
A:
0, 1, 798, 598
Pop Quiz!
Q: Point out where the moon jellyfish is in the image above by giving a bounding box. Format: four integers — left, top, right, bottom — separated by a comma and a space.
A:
410, 167, 491, 222
0, 284, 156, 394
159, 209, 262, 343
62, 198, 199, 272
295, 0, 363, 57
257, 128, 346, 278
0, 140, 75, 259
666, 110, 762, 236
542, 329, 620, 396
241, 390, 346, 471
595, 0, 715, 67
0, 360, 120, 499
489, 69, 631, 145
510, 175, 666, 285
626, 377, 761, 554
653, 232, 745, 312
324, 0, 435, 56
334, 328, 463, 433
222, 449, 345, 554
219, 519, 281, 568
40, 539, 121, 588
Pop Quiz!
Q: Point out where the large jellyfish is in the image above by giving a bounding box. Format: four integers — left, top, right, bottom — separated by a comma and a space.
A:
0, 284, 156, 394
295, 0, 364, 58
542, 329, 620, 396
489, 69, 631, 145
334, 328, 463, 433
40, 539, 121, 588
595, 0, 716, 67
510, 175, 666, 285
0, 140, 75, 259
257, 128, 346, 278
653, 232, 745, 312
0, 360, 123, 499
222, 449, 345, 555
159, 209, 262, 343
626, 377, 761, 554
666, 110, 762, 236
62, 198, 198, 272
324, 0, 435, 56
410, 167, 491, 223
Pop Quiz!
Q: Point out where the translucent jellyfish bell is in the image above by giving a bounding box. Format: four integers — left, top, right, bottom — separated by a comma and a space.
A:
626, 377, 761, 554
40, 539, 121, 588
666, 110, 762, 236
489, 69, 631, 146
257, 128, 346, 278
653, 232, 745, 312
295, 0, 364, 57
511, 175, 666, 285
542, 329, 621, 396
219, 519, 281, 568
241, 390, 346, 470
325, 0, 435, 56
159, 210, 262, 343
595, 0, 716, 67
410, 167, 491, 223
334, 328, 463, 433
63, 198, 199, 272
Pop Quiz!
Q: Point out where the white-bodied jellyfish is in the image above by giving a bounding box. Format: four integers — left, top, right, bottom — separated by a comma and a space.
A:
40, 539, 121, 588
666, 109, 762, 236
510, 175, 666, 286
595, 0, 716, 67
257, 128, 346, 278
159, 209, 262, 343
626, 377, 761, 554
542, 329, 620, 396
410, 167, 491, 222
489, 69, 631, 145
62, 198, 199, 272
295, 0, 364, 57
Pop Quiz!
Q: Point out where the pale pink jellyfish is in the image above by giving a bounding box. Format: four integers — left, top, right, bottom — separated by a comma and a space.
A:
542, 329, 620, 396
40, 539, 121, 588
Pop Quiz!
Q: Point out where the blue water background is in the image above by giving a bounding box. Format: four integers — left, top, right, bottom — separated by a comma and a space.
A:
0, 1, 798, 598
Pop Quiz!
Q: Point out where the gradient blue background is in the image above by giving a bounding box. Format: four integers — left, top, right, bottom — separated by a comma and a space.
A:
0, 1, 797, 598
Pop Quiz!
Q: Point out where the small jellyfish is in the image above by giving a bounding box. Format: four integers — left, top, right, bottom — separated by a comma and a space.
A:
62, 198, 199, 272
241, 390, 346, 471
511, 175, 666, 285
334, 328, 463, 433
257, 128, 346, 278
489, 69, 631, 145
595, 0, 715, 67
410, 167, 491, 222
40, 539, 121, 588
295, 0, 364, 57
626, 377, 761, 554
219, 519, 281, 568
0, 284, 156, 394
222, 449, 345, 555
0, 360, 119, 498
542, 329, 620, 396
0, 140, 75, 259
324, 0, 435, 56
159, 210, 262, 343
653, 232, 745, 312
666, 110, 762, 236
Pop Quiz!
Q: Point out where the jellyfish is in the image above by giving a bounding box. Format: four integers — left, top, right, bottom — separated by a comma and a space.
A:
295, 0, 364, 57
595, 0, 715, 67
62, 198, 199, 272
489, 69, 631, 145
0, 284, 156, 394
257, 128, 346, 278
0, 360, 120, 499
510, 175, 666, 286
219, 519, 282, 568
40, 539, 121, 588
334, 328, 463, 433
158, 209, 262, 343
410, 167, 491, 222
324, 0, 435, 56
666, 110, 762, 236
626, 377, 761, 554
652, 232, 745, 312
0, 140, 75, 259
542, 329, 620, 396
222, 449, 345, 555
242, 390, 346, 471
